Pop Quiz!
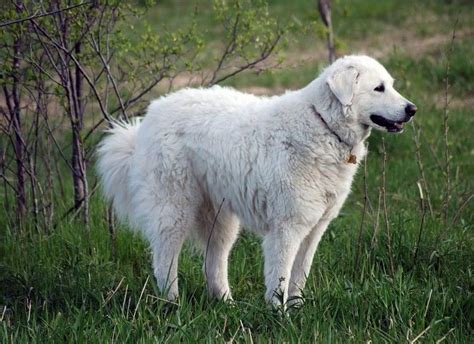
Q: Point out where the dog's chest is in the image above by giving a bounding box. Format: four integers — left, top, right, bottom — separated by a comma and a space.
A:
292, 148, 364, 223
322, 164, 356, 215
323, 162, 356, 197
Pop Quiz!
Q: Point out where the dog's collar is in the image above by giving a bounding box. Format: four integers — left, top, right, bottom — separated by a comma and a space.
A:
310, 105, 357, 164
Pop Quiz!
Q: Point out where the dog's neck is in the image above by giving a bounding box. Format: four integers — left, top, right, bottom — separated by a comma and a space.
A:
302, 78, 371, 151
311, 105, 352, 147
317, 104, 371, 150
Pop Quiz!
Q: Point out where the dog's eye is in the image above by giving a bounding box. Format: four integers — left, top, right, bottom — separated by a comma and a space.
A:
374, 84, 385, 92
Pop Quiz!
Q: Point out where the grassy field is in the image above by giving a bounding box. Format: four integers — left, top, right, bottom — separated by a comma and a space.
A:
1, 0, 473, 342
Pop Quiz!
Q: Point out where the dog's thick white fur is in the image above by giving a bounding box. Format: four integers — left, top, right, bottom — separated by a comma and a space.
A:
97, 55, 416, 307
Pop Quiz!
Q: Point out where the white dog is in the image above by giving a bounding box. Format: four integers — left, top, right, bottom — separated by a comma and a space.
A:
97, 55, 416, 307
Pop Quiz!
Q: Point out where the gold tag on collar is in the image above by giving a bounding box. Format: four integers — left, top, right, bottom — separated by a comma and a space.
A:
347, 154, 357, 164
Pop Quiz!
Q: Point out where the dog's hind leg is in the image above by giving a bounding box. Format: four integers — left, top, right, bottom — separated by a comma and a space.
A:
199, 207, 240, 301
147, 204, 196, 301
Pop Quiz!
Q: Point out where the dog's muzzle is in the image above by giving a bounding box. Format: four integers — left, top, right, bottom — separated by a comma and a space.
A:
370, 103, 417, 133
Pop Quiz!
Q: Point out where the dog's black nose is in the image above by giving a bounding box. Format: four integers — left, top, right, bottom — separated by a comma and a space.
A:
405, 103, 417, 117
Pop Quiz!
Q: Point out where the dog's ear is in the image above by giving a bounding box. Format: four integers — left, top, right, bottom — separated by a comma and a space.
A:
327, 66, 359, 115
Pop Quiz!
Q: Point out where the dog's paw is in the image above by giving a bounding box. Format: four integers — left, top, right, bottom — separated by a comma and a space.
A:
286, 295, 305, 311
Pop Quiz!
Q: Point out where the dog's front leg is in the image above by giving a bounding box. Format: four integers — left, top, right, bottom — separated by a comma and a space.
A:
287, 219, 331, 307
262, 225, 309, 309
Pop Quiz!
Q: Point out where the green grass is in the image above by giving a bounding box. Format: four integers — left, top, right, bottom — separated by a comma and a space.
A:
1, 0, 474, 342
1, 197, 472, 342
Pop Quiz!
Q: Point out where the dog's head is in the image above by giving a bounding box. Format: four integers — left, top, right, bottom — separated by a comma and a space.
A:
326, 55, 417, 133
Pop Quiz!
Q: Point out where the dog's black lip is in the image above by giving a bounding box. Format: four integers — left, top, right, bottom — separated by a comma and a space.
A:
370, 114, 407, 133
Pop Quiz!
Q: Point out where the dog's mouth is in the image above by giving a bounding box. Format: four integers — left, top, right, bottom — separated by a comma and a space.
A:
370, 114, 408, 133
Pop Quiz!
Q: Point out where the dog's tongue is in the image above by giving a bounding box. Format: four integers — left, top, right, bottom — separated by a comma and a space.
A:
394, 122, 403, 130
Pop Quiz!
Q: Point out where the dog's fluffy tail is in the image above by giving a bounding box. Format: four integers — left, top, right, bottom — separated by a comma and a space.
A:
96, 118, 141, 222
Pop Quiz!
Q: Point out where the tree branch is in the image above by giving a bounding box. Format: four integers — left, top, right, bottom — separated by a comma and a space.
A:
0, 1, 92, 28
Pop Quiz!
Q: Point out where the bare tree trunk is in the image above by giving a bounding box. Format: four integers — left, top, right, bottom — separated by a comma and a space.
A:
29, 134, 40, 232
55, 5, 88, 225
71, 120, 88, 222
318, 0, 335, 63
42, 133, 54, 233
6, 32, 27, 228
12, 100, 26, 226
0, 146, 9, 214
73, 41, 89, 225
107, 205, 116, 260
